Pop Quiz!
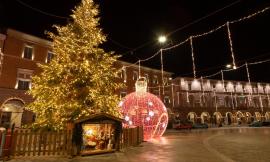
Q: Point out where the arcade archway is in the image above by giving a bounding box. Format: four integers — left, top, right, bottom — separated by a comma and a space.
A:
187, 112, 197, 124
254, 112, 262, 121
225, 112, 233, 125
200, 112, 210, 124
245, 112, 253, 124
213, 112, 222, 125
0, 98, 24, 128
235, 111, 244, 124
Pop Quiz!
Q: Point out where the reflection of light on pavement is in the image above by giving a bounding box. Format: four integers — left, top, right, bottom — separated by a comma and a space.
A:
239, 128, 242, 133
264, 129, 270, 135
149, 136, 169, 145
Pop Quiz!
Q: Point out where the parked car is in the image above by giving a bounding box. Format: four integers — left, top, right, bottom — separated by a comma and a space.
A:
249, 121, 262, 127
173, 120, 193, 130
262, 121, 270, 126
192, 123, 208, 129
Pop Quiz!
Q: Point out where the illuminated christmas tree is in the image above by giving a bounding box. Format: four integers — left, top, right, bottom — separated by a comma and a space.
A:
28, 0, 122, 130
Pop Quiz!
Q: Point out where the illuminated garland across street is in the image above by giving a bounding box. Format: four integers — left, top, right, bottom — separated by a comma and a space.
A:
120, 6, 270, 86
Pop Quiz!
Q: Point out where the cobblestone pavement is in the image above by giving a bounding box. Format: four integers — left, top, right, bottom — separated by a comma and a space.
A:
8, 127, 270, 162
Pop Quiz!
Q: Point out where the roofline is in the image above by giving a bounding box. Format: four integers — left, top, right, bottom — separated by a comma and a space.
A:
5, 29, 171, 76
74, 113, 123, 124
119, 60, 174, 75
173, 76, 270, 85
7, 28, 52, 47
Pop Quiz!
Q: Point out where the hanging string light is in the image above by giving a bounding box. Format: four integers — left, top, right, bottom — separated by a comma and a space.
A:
160, 49, 165, 95
226, 22, 237, 69
214, 91, 218, 112
190, 36, 197, 79
138, 60, 141, 78
171, 84, 175, 107
144, 7, 270, 80
245, 62, 253, 106
230, 7, 270, 24
245, 62, 251, 84
200, 76, 205, 104
231, 92, 234, 109
221, 70, 225, 91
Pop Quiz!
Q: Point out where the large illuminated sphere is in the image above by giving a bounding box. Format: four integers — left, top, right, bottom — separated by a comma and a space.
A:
120, 78, 168, 140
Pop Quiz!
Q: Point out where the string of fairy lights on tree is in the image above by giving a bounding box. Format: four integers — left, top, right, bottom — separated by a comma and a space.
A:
120, 6, 270, 88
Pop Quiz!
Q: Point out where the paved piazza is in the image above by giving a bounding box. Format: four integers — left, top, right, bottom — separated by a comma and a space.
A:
10, 127, 270, 162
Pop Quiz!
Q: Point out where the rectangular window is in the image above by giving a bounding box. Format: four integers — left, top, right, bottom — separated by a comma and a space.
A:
120, 68, 127, 83
16, 69, 33, 90
153, 75, 158, 84
46, 51, 54, 63
0, 112, 12, 127
120, 92, 127, 99
144, 74, 149, 83
164, 96, 171, 104
18, 80, 30, 90
164, 77, 168, 85
133, 71, 138, 81
23, 46, 33, 60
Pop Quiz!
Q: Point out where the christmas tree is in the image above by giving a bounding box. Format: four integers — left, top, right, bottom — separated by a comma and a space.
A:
28, 0, 123, 130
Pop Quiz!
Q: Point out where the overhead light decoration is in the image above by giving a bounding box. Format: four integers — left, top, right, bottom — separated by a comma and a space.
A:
120, 77, 168, 141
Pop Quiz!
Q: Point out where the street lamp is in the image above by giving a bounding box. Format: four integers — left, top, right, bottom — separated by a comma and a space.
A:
226, 64, 237, 70
226, 64, 232, 69
158, 35, 167, 43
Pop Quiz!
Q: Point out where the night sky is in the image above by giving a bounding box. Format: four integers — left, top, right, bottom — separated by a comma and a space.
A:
1, 0, 270, 82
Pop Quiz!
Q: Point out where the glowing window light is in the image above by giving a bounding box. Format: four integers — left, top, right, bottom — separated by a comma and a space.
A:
215, 81, 224, 92
245, 84, 252, 93
265, 84, 270, 94
191, 79, 201, 91
226, 82, 234, 92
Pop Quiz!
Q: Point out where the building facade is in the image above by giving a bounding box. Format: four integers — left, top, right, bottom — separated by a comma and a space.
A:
171, 77, 270, 125
0, 29, 269, 128
0, 29, 173, 128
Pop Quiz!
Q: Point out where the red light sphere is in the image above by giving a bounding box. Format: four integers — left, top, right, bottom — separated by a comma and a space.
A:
120, 78, 168, 140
